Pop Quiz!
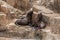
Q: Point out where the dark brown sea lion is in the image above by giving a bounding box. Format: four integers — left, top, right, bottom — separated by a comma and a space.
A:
15, 9, 33, 25
37, 13, 48, 29
31, 12, 48, 29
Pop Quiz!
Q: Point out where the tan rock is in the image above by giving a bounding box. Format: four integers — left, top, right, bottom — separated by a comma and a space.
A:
0, 12, 8, 25
6, 0, 31, 11
0, 1, 24, 21
33, 4, 60, 35
0, 24, 7, 32
0, 1, 24, 14
1, 5, 10, 13
6, 22, 35, 38
6, 0, 16, 7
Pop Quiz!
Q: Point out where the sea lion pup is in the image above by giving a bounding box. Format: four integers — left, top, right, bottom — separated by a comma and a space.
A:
15, 8, 33, 25
32, 12, 48, 29
37, 13, 48, 29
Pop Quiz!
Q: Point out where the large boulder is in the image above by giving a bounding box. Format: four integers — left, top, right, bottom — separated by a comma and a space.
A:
5, 0, 31, 11
6, 22, 35, 38
33, 3, 60, 40
0, 1, 24, 21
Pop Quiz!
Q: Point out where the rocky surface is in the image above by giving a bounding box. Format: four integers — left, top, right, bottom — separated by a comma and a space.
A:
3, 0, 31, 11
33, 0, 60, 40
0, 0, 60, 40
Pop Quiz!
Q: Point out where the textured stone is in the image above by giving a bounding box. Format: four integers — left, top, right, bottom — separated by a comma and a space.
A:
0, 0, 24, 22
5, 0, 31, 11
6, 22, 35, 38
0, 12, 8, 25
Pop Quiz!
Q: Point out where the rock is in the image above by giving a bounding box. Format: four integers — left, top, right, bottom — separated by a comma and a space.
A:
49, 16, 60, 34
0, 12, 8, 25
6, 22, 36, 38
5, 0, 16, 7
5, 0, 31, 11
33, 2, 60, 40
0, 1, 24, 14
0, 37, 20, 40
0, 24, 7, 32
0, 0, 25, 21
33, 5, 54, 14
0, 1, 10, 13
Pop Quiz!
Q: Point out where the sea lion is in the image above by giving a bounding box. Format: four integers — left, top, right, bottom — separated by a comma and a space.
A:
15, 9, 33, 25
32, 12, 48, 29
15, 10, 48, 29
